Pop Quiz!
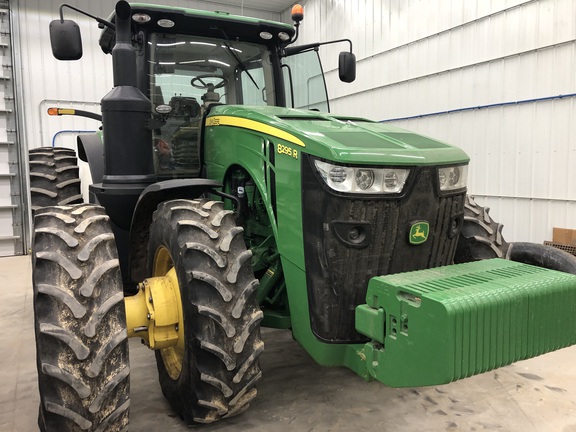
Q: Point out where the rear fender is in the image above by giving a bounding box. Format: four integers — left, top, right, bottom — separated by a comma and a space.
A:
77, 133, 104, 184
128, 179, 222, 283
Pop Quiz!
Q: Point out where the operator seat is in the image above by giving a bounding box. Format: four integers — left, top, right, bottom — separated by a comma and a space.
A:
201, 83, 221, 110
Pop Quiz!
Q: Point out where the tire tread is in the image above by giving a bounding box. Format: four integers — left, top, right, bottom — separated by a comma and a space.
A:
32, 205, 129, 432
29, 147, 83, 210
149, 199, 263, 424
455, 195, 509, 262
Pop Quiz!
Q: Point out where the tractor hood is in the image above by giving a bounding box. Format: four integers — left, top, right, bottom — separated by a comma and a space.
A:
206, 105, 469, 166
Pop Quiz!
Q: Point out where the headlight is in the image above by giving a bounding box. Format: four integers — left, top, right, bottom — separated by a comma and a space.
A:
314, 160, 410, 194
438, 165, 468, 191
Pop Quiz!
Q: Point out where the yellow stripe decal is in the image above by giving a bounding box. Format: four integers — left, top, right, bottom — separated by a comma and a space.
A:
205, 115, 305, 147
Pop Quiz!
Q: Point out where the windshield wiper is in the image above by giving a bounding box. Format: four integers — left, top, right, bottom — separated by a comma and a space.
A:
219, 29, 259, 90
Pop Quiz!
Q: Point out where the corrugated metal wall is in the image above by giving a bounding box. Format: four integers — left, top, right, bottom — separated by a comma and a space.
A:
285, 0, 576, 244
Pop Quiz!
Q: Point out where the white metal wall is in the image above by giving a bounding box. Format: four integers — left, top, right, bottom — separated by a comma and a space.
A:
283, 0, 576, 244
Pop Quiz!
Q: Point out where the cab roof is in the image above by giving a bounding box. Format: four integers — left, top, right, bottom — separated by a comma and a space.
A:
100, 3, 296, 53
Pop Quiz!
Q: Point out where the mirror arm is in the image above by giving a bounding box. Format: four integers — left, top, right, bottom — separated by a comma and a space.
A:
333, 38, 353, 53
59, 3, 116, 30
283, 38, 353, 57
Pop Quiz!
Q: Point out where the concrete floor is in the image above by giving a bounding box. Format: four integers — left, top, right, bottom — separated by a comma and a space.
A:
3, 255, 576, 432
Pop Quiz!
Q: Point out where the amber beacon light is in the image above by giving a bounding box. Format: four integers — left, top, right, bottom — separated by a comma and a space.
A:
291, 4, 304, 23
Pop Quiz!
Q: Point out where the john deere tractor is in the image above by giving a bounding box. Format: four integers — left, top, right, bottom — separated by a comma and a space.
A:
30, 1, 576, 431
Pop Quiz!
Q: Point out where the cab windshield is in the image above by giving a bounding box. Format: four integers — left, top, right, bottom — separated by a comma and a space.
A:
282, 49, 329, 112
148, 33, 275, 177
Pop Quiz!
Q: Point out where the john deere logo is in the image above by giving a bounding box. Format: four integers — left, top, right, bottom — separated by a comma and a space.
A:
409, 222, 429, 245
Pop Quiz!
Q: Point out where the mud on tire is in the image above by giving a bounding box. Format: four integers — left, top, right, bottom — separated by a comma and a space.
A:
29, 147, 83, 211
32, 204, 129, 432
148, 199, 263, 424
454, 195, 510, 263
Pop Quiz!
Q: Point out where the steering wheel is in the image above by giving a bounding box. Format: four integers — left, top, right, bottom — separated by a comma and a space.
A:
191, 74, 228, 90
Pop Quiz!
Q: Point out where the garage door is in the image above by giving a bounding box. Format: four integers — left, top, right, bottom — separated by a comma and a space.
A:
0, 1, 26, 256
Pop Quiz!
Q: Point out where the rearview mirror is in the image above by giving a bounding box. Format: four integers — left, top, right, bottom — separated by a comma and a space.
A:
338, 51, 356, 83
49, 20, 83, 60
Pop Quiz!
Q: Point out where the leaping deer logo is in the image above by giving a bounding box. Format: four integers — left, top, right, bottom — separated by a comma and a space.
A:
410, 222, 429, 244
413, 226, 426, 239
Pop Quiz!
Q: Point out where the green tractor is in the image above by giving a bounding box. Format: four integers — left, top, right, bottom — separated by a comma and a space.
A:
31, 1, 576, 431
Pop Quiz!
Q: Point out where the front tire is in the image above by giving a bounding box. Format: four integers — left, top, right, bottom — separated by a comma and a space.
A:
32, 204, 129, 431
148, 199, 263, 424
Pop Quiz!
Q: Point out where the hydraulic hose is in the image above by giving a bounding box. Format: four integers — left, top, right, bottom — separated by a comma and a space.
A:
506, 242, 576, 275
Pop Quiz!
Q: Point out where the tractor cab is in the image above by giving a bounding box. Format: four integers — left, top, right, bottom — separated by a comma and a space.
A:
94, 4, 346, 180
147, 32, 279, 177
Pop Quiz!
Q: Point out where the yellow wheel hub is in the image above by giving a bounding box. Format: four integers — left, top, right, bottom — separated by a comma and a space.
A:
124, 246, 185, 380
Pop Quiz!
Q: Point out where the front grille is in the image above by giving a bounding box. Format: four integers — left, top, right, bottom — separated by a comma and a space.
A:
301, 154, 465, 343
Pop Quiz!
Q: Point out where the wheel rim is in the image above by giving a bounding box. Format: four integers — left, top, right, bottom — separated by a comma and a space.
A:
153, 246, 185, 380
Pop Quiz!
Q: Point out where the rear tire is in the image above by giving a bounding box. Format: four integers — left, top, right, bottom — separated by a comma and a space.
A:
454, 195, 510, 263
148, 199, 263, 424
32, 204, 129, 432
29, 147, 83, 210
